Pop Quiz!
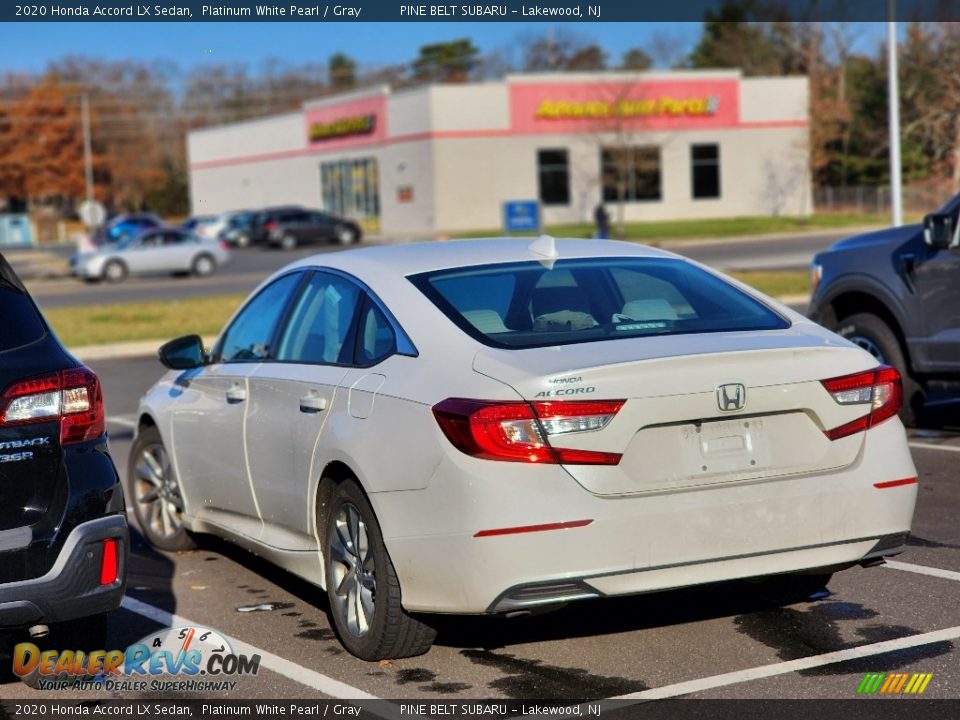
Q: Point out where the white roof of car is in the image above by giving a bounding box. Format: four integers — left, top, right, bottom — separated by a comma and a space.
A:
287, 237, 678, 277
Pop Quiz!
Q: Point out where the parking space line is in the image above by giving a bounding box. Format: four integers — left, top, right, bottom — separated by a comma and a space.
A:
884, 560, 960, 583
610, 624, 960, 700
121, 596, 377, 700
909, 442, 960, 453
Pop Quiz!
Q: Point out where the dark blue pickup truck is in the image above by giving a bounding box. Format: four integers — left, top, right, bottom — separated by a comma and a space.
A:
809, 197, 960, 425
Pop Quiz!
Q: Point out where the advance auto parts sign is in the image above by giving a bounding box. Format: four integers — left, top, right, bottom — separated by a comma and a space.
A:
309, 113, 376, 143
510, 79, 740, 133
304, 95, 387, 149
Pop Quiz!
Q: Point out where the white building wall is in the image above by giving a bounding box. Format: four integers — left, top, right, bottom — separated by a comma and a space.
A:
740, 77, 808, 123
376, 141, 436, 237
429, 84, 510, 132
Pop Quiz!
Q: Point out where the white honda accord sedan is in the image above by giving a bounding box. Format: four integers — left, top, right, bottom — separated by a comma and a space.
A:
132, 238, 917, 660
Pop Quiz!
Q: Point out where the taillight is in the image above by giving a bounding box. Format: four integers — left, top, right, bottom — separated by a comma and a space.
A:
432, 398, 624, 465
219, 240, 230, 249
0, 367, 106, 444
264, 221, 277, 232
821, 365, 902, 440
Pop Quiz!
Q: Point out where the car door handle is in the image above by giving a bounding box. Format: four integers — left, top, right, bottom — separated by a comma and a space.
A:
226, 385, 247, 404
299, 392, 328, 413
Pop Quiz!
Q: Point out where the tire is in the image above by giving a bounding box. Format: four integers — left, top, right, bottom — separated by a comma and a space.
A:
836, 312, 925, 426
102, 260, 127, 283
744, 572, 833, 605
191, 253, 216, 277
280, 234, 298, 251
324, 479, 435, 660
334, 226, 358, 246
128, 426, 195, 552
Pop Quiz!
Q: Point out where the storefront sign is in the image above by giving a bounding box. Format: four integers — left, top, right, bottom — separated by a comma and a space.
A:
304, 94, 387, 149
503, 200, 540, 233
511, 79, 739, 133
309, 113, 376, 142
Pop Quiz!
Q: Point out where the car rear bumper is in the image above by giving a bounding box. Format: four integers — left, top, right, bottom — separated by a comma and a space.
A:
0, 515, 128, 627
378, 419, 917, 614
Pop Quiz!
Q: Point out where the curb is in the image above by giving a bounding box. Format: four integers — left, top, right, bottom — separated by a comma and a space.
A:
71, 336, 218, 363
655, 225, 883, 249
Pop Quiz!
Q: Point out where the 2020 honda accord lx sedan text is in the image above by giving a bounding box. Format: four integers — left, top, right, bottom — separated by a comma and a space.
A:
133, 237, 917, 660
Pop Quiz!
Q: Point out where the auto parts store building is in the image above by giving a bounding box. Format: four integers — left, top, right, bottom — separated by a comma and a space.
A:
187, 70, 810, 238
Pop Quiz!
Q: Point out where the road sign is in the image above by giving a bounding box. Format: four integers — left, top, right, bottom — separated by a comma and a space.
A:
503, 200, 540, 234
79, 200, 106, 228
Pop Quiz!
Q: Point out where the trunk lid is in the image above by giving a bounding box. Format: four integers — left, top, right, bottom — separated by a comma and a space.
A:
473, 326, 876, 496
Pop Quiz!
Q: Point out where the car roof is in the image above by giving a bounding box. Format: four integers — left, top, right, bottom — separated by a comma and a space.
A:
286, 238, 679, 278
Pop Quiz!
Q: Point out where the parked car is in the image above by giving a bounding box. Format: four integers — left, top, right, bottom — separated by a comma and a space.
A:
72, 227, 230, 283
181, 215, 220, 238
265, 209, 363, 250
134, 238, 916, 661
93, 213, 163, 246
193, 210, 255, 246
218, 210, 257, 247
0, 252, 128, 646
809, 195, 960, 425
241, 205, 308, 247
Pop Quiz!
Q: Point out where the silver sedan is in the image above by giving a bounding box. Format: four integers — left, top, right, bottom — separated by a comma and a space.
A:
72, 227, 231, 282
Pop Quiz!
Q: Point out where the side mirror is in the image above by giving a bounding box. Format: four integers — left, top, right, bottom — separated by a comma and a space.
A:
159, 334, 206, 370
923, 213, 956, 249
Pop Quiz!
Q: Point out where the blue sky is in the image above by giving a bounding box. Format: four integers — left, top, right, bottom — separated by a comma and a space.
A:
1, 22, 891, 78
0, 22, 700, 74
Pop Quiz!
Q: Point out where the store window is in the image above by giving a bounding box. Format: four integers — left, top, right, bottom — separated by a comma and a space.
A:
537, 149, 570, 206
691, 144, 721, 200
601, 146, 661, 202
320, 158, 380, 233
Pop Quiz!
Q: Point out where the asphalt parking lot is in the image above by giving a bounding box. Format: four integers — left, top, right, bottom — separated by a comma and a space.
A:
1, 355, 957, 704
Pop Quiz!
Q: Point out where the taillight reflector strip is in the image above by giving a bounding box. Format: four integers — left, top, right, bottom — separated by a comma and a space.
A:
432, 398, 624, 465
821, 365, 903, 441
874, 477, 918, 490
474, 519, 593, 538
100, 538, 118, 585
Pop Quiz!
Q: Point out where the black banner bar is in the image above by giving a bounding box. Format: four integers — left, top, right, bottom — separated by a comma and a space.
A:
4, 0, 960, 23
2, 700, 960, 720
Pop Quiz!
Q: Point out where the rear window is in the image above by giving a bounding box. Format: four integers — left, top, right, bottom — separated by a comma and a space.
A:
0, 287, 45, 351
410, 257, 789, 349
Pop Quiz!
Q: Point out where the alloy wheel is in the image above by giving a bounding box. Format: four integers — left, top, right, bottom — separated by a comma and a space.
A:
847, 335, 887, 364
328, 502, 376, 637
133, 443, 185, 540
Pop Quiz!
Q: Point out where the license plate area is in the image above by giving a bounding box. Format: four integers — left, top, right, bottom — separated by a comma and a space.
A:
680, 417, 772, 478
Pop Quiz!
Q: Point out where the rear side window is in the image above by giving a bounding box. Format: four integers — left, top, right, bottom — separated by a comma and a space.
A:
410, 257, 789, 349
0, 288, 45, 352
276, 272, 362, 365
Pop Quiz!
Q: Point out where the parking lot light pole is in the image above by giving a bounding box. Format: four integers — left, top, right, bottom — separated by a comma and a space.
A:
888, 0, 903, 227
82, 94, 94, 206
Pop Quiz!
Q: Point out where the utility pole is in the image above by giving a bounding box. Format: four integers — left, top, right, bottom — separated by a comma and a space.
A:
81, 94, 94, 206
887, 0, 903, 226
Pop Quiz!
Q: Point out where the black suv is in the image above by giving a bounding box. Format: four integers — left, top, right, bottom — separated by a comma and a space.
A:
0, 253, 128, 643
809, 195, 960, 425
250, 206, 362, 250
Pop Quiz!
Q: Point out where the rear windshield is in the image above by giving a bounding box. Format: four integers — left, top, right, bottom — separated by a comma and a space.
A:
0, 287, 45, 352
410, 257, 789, 349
